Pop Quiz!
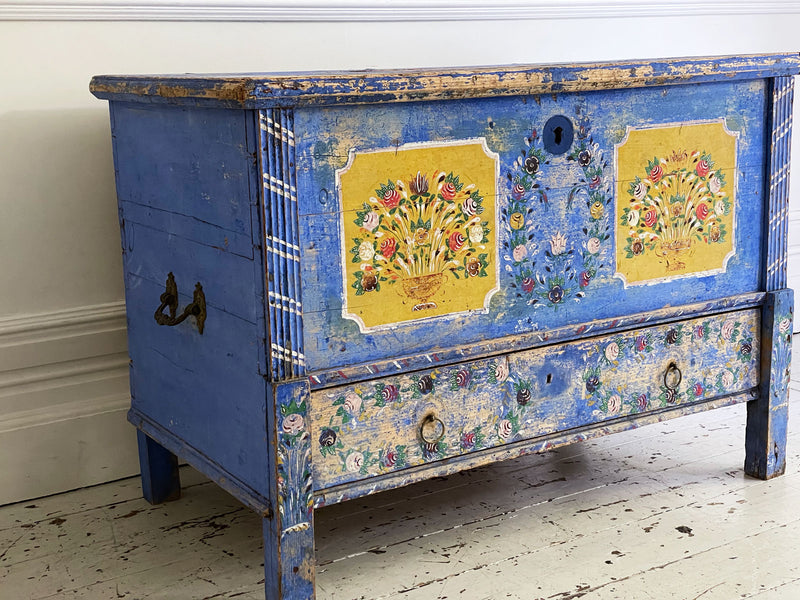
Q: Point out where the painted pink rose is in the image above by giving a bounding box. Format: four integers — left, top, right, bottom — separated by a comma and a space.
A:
587, 237, 601, 254
696, 159, 711, 177
381, 188, 401, 209
779, 318, 792, 334
632, 182, 647, 201
721, 371, 735, 389
440, 182, 457, 201
512, 183, 526, 200
709, 176, 722, 194
448, 231, 467, 252
344, 391, 362, 415
604, 342, 619, 362
721, 321, 735, 341
636, 394, 648, 411
345, 452, 364, 472
281, 413, 305, 435
492, 361, 509, 383
462, 197, 478, 216
589, 175, 602, 189
607, 394, 622, 415
512, 244, 527, 262
498, 419, 513, 440
695, 325, 705, 339
362, 211, 379, 232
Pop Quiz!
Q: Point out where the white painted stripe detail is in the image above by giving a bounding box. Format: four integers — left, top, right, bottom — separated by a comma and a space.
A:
260, 118, 295, 146
770, 165, 790, 190
271, 344, 306, 364
264, 180, 298, 202
268, 290, 302, 308
264, 116, 295, 140
267, 245, 300, 262
266, 235, 300, 253
5, 1, 800, 22
263, 173, 297, 196
269, 302, 302, 317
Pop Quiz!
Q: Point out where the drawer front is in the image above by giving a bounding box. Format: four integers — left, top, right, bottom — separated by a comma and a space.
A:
310, 309, 760, 489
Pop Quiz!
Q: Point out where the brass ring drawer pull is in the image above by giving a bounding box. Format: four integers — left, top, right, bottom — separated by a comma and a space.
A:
664, 361, 682, 390
419, 414, 445, 445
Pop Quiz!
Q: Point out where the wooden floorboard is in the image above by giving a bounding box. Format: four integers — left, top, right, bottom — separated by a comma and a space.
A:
1, 366, 799, 599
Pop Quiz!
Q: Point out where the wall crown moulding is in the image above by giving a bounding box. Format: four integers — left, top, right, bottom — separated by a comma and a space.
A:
3, 1, 800, 22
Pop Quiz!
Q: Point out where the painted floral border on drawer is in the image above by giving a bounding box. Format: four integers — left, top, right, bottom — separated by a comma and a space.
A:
585, 316, 756, 417
310, 310, 760, 488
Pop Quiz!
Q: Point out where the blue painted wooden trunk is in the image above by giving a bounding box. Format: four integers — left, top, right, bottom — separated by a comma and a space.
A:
91, 54, 799, 599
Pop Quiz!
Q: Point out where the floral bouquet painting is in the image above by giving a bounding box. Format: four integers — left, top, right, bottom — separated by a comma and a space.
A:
615, 122, 736, 284
338, 141, 499, 330
350, 170, 490, 310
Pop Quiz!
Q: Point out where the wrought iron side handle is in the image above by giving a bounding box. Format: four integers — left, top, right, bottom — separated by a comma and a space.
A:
154, 272, 206, 334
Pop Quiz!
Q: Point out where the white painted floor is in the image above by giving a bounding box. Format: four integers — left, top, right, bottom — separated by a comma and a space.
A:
3, 366, 800, 599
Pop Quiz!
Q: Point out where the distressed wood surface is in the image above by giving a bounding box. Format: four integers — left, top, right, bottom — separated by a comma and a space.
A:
307, 293, 765, 389
90, 53, 800, 109
111, 99, 272, 506
765, 76, 795, 291
746, 289, 793, 478
261, 109, 306, 380
266, 381, 315, 599
297, 77, 768, 374
2, 377, 800, 600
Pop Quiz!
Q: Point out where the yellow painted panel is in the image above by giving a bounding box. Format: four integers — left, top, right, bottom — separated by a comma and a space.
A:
339, 140, 499, 330
615, 121, 737, 285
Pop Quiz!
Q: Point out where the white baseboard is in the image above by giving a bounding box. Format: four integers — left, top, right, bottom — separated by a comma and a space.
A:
0, 302, 140, 506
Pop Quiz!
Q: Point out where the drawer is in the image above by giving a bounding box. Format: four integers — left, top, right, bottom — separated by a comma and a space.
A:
310, 308, 760, 489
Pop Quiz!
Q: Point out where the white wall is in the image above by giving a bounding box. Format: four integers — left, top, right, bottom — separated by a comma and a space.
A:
2, 3, 800, 504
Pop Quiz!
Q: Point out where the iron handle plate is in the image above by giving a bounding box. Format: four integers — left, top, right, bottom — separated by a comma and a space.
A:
154, 272, 206, 334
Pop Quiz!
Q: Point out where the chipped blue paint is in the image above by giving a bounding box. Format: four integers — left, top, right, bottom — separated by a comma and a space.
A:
295, 79, 768, 372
